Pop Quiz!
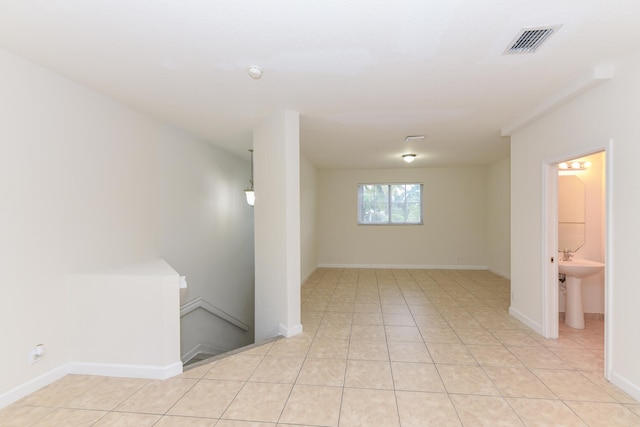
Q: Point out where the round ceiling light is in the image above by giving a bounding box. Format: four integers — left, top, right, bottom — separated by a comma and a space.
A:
402, 154, 417, 163
247, 65, 263, 80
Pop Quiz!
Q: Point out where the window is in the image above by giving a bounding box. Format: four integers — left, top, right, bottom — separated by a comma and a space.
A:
358, 183, 423, 225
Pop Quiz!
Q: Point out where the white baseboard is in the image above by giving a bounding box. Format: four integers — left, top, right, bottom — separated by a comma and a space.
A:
0, 364, 69, 409
317, 263, 488, 270
68, 361, 183, 380
609, 370, 640, 402
488, 267, 511, 280
278, 323, 303, 338
509, 306, 542, 334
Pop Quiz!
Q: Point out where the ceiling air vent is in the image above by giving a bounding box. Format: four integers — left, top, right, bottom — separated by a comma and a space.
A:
504, 25, 561, 54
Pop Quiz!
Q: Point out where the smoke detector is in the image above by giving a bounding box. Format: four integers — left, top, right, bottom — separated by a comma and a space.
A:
504, 25, 561, 54
247, 65, 263, 79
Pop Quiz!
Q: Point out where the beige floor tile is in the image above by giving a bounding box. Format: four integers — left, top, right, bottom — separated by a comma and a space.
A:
322, 311, 353, 324
387, 341, 432, 363
296, 358, 346, 387
307, 338, 349, 359
351, 312, 383, 325
222, 382, 292, 423
395, 391, 460, 427
507, 398, 588, 426
450, 394, 523, 426
391, 362, 445, 392
565, 401, 640, 427
249, 356, 304, 383
353, 303, 382, 314
345, 360, 393, 389
427, 343, 477, 365
205, 355, 263, 382
167, 380, 243, 418
279, 385, 342, 426
350, 324, 387, 341
382, 313, 416, 326
626, 404, 640, 416
267, 336, 314, 357
444, 314, 483, 329
413, 314, 450, 329
455, 329, 501, 345
579, 371, 638, 404
483, 366, 555, 398
348, 340, 389, 361
340, 388, 400, 427
385, 325, 423, 342
179, 361, 217, 379
466, 345, 523, 367
93, 412, 161, 426
148, 415, 218, 426
326, 302, 355, 313
436, 364, 499, 396
532, 369, 616, 402
217, 421, 274, 427
0, 405, 53, 426
66, 377, 147, 411
381, 303, 410, 313
315, 323, 351, 340
491, 330, 541, 347
16, 375, 106, 407
550, 347, 604, 371
116, 378, 197, 414
507, 345, 567, 370
418, 327, 461, 343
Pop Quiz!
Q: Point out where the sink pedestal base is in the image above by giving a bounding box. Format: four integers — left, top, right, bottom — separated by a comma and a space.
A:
565, 276, 585, 329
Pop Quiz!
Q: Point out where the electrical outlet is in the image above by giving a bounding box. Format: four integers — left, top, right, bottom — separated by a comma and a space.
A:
28, 344, 45, 365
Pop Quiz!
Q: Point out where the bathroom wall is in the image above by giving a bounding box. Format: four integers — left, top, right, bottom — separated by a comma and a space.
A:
558, 152, 605, 314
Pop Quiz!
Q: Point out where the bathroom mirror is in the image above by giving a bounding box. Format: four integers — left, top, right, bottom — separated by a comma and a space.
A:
558, 175, 586, 251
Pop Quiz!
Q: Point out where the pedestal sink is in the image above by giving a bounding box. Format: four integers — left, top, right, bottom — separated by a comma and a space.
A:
559, 259, 605, 329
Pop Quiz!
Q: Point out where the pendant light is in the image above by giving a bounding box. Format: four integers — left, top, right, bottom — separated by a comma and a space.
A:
244, 149, 255, 206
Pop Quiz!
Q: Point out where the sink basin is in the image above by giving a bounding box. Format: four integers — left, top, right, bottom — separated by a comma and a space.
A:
558, 259, 605, 278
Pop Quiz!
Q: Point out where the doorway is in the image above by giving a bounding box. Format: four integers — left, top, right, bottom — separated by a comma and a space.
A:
542, 141, 612, 379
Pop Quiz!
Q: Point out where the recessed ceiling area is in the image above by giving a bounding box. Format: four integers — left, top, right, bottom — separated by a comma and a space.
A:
0, 0, 639, 169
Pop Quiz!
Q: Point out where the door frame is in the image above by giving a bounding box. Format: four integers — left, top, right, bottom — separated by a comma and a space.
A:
541, 140, 613, 379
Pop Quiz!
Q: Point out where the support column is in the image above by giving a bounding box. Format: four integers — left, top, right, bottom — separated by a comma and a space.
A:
253, 109, 302, 341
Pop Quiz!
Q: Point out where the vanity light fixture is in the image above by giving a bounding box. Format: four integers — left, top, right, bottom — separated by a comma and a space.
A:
244, 149, 255, 206
559, 160, 591, 171
402, 154, 417, 163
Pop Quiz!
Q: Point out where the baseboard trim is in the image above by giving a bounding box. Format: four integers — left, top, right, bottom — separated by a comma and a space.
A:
488, 267, 511, 280
509, 306, 542, 334
68, 361, 183, 380
278, 323, 303, 338
317, 263, 489, 270
0, 364, 69, 409
609, 370, 640, 402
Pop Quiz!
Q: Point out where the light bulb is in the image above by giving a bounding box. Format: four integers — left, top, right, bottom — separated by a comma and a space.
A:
402, 154, 416, 163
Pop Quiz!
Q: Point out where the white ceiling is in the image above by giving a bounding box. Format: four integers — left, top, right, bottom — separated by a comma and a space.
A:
1, 0, 640, 169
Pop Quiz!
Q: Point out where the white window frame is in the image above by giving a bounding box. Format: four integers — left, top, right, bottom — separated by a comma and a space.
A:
357, 183, 423, 225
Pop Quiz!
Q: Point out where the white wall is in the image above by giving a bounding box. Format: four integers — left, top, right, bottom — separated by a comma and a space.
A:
157, 127, 255, 356
253, 110, 301, 341
300, 155, 318, 283
0, 47, 254, 403
510, 49, 640, 399
317, 166, 489, 268
487, 158, 511, 278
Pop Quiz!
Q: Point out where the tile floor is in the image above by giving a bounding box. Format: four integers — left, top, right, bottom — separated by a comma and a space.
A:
2, 268, 639, 426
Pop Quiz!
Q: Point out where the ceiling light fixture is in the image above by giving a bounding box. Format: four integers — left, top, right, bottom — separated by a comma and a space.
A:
247, 65, 263, 80
404, 135, 425, 142
402, 154, 417, 163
